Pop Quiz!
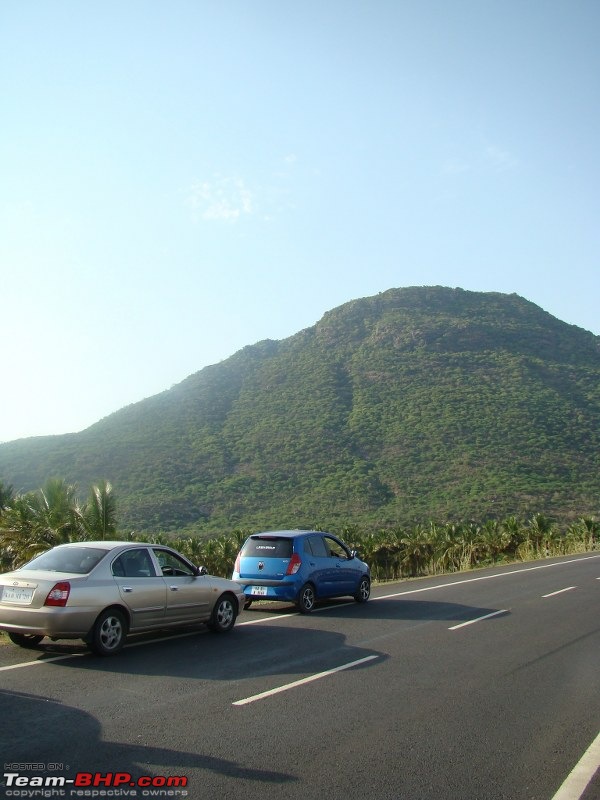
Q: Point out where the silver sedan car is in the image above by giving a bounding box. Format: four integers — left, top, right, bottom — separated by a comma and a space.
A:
0, 541, 246, 655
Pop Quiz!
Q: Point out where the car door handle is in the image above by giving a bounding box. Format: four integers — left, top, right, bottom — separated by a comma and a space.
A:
122, 586, 133, 592
169, 586, 179, 591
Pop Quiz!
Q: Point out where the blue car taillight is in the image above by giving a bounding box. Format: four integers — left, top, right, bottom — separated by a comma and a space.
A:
285, 553, 302, 575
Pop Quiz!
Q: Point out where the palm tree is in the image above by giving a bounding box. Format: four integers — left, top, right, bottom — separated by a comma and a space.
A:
527, 513, 556, 558
379, 527, 405, 580
399, 524, 434, 577
501, 515, 526, 557
0, 479, 88, 568
37, 478, 85, 542
211, 535, 239, 577
477, 520, 510, 564
565, 517, 599, 553
353, 530, 387, 580
433, 522, 460, 573
0, 495, 39, 569
0, 481, 15, 513
435, 522, 480, 572
230, 528, 251, 550
201, 538, 222, 575
176, 535, 206, 565
84, 480, 117, 540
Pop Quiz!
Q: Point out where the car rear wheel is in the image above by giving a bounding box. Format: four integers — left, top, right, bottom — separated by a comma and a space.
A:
208, 594, 237, 632
297, 583, 316, 614
90, 608, 127, 656
8, 632, 44, 648
354, 576, 371, 603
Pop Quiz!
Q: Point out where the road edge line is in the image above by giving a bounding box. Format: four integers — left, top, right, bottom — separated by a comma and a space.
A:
551, 730, 600, 800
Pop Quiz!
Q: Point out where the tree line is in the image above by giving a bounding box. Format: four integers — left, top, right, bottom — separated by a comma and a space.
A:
0, 479, 597, 580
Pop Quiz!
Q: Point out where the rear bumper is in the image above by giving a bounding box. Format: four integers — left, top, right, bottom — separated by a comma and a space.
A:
234, 580, 300, 602
234, 578, 290, 588
0, 606, 98, 639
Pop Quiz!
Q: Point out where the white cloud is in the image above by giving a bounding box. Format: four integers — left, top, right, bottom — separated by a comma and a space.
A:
188, 176, 254, 222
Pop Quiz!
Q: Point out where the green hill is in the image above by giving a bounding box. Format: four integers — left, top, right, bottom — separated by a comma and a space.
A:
1, 286, 599, 533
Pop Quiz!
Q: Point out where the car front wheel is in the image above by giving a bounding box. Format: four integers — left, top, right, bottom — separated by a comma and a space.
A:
208, 594, 237, 632
354, 576, 371, 603
90, 609, 127, 656
297, 583, 316, 614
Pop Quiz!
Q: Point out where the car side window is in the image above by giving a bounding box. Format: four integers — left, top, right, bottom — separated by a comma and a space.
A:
324, 536, 350, 559
153, 549, 196, 577
307, 535, 329, 558
112, 549, 155, 578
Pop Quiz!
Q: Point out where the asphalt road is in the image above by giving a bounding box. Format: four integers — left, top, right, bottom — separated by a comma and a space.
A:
1, 553, 600, 800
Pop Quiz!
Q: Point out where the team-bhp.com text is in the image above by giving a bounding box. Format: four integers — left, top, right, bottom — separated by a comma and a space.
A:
3, 772, 188, 798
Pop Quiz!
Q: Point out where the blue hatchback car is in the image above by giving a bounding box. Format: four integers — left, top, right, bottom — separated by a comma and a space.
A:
232, 530, 371, 613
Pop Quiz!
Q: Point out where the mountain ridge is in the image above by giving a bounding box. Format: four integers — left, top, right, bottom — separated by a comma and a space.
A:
1, 286, 599, 533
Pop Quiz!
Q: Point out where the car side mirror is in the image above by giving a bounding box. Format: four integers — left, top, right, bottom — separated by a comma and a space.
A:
196, 565, 208, 576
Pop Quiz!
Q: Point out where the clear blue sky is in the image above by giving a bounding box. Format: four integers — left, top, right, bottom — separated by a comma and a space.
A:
1, 0, 598, 443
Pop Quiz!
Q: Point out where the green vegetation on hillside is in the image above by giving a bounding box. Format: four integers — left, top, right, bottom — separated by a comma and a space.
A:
1, 480, 597, 581
0, 287, 599, 534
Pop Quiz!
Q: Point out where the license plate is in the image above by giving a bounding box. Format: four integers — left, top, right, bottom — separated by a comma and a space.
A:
250, 586, 268, 596
2, 586, 34, 605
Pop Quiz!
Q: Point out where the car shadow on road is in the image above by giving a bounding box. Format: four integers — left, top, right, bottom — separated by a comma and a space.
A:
1, 596, 507, 675
24, 623, 387, 683
0, 689, 298, 787
244, 596, 509, 624
312, 597, 510, 623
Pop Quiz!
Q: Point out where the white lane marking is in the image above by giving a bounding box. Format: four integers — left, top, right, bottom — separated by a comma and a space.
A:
238, 612, 292, 625
551, 730, 600, 800
232, 655, 379, 706
374, 556, 600, 602
448, 610, 509, 630
542, 587, 577, 598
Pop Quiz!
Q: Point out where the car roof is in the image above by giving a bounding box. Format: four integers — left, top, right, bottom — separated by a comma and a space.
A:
251, 530, 326, 539
54, 541, 159, 550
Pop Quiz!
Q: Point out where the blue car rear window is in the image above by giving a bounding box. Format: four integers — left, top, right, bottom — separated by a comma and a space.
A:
242, 537, 293, 558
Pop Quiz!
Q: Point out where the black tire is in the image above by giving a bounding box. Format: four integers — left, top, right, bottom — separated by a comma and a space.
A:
354, 576, 371, 603
208, 594, 237, 632
8, 632, 44, 648
297, 582, 316, 614
243, 598, 253, 610
89, 608, 127, 656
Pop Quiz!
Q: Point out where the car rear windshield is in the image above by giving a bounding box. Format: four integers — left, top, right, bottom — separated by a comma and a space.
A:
242, 537, 294, 558
21, 547, 108, 574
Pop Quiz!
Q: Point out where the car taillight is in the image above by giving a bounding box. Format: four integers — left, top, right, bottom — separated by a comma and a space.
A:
286, 553, 302, 575
233, 553, 241, 574
44, 582, 71, 607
